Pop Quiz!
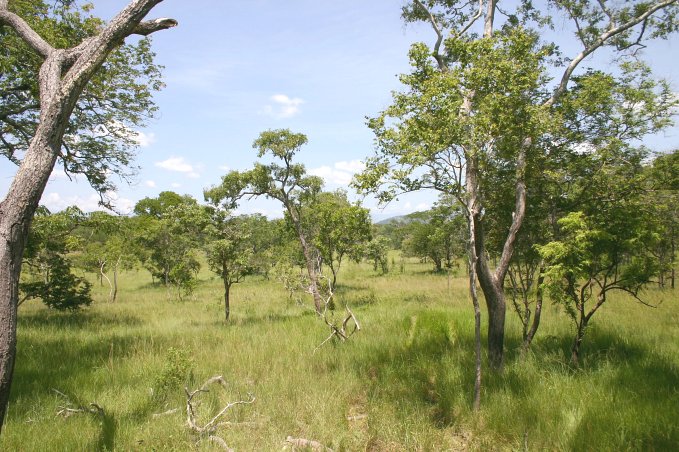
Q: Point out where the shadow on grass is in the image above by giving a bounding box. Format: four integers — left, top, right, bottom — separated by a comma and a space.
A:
18, 309, 142, 330
233, 309, 316, 327
353, 309, 679, 448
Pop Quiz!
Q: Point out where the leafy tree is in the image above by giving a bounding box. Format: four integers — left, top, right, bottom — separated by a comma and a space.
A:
78, 211, 138, 302
302, 190, 372, 287
205, 129, 325, 312
538, 145, 661, 365
646, 150, 679, 288
354, 0, 678, 381
134, 191, 198, 218
205, 213, 256, 321
134, 195, 206, 300
402, 199, 466, 272
364, 235, 391, 274
20, 206, 91, 311
0, 0, 176, 428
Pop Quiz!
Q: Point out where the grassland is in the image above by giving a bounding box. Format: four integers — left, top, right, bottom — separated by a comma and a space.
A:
1, 256, 677, 451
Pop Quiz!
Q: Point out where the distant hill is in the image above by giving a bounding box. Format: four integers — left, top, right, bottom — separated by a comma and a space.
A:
375, 211, 429, 225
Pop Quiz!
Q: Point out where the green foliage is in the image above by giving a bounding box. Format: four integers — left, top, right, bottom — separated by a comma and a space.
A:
0, 0, 165, 198
301, 190, 372, 286
133, 193, 206, 299
152, 347, 194, 403
364, 236, 391, 274
401, 198, 466, 272
20, 206, 92, 310
205, 129, 323, 215
20, 253, 92, 311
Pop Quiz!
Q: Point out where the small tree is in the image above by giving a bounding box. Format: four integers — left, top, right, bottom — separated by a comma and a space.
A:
364, 236, 391, 274
134, 196, 206, 300
20, 206, 92, 311
303, 190, 372, 287
205, 129, 325, 312
538, 144, 662, 365
206, 214, 256, 321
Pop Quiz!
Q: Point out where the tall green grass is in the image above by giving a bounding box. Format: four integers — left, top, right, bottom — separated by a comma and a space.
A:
1, 257, 677, 450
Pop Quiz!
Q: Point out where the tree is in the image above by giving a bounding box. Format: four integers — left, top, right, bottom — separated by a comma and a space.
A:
303, 190, 372, 287
205, 213, 256, 322
364, 235, 391, 274
19, 205, 92, 311
134, 196, 206, 300
646, 150, 679, 289
78, 211, 138, 302
355, 0, 678, 379
205, 129, 325, 313
0, 0, 176, 428
402, 200, 466, 272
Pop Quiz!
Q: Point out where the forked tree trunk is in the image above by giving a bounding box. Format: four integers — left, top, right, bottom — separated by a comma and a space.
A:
0, 0, 176, 431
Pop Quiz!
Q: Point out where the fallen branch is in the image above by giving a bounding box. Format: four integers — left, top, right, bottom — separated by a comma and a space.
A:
313, 278, 361, 353
285, 436, 334, 452
52, 389, 104, 418
152, 407, 179, 418
184, 375, 255, 450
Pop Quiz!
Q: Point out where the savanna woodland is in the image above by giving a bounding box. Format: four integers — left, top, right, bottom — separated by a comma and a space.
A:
0, 0, 678, 450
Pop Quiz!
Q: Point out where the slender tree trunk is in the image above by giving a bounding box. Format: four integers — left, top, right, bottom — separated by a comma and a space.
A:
523, 266, 544, 352
570, 317, 587, 366
224, 281, 231, 322
287, 207, 323, 313
112, 260, 119, 303
465, 156, 483, 411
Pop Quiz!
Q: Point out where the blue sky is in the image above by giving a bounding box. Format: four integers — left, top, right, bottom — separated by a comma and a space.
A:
1, 1, 677, 220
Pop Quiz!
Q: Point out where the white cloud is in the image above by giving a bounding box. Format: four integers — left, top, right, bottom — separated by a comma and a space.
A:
262, 94, 304, 119
171, 182, 182, 188
219, 165, 230, 171
335, 160, 365, 173
145, 180, 156, 188
133, 130, 156, 147
415, 202, 430, 211
309, 160, 365, 186
155, 156, 201, 179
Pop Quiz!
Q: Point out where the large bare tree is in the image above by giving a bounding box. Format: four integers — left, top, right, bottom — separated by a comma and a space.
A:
0, 0, 176, 430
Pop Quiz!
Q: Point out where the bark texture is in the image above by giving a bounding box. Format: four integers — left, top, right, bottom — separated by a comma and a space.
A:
0, 0, 176, 431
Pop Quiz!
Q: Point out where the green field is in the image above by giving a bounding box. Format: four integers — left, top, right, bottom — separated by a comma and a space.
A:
1, 256, 677, 451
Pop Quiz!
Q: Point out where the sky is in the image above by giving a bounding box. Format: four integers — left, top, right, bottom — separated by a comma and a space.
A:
1, 0, 678, 220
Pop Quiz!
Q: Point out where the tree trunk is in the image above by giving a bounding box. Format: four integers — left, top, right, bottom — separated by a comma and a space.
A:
287, 208, 323, 313
522, 267, 544, 352
570, 318, 587, 366
112, 262, 119, 303
0, 89, 72, 429
224, 281, 231, 322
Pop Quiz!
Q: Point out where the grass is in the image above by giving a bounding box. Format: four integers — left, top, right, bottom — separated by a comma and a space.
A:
1, 256, 677, 450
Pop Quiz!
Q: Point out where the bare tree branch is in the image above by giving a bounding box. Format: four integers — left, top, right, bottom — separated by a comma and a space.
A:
546, 0, 678, 108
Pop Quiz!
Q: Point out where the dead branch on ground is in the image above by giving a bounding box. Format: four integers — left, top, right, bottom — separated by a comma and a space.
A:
285, 436, 334, 452
313, 277, 361, 353
184, 375, 255, 450
52, 388, 104, 418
